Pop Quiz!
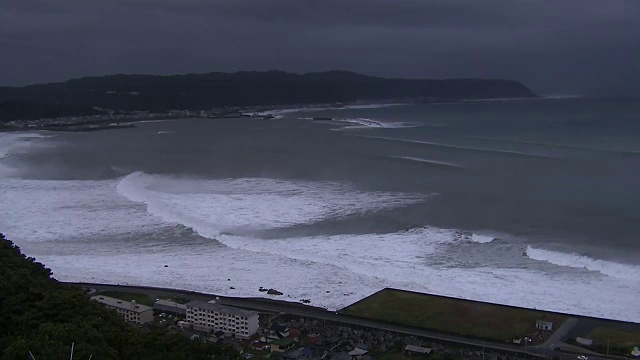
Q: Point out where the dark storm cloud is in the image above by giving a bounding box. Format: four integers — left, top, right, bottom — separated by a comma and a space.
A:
1, 0, 639, 95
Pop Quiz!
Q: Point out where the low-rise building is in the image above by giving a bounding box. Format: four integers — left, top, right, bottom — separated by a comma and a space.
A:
271, 338, 297, 353
535, 320, 553, 331
186, 300, 259, 338
91, 295, 154, 324
154, 299, 187, 316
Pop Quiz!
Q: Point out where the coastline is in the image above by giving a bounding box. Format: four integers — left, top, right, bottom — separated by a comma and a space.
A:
0, 101, 410, 133
64, 282, 640, 327
65, 282, 640, 359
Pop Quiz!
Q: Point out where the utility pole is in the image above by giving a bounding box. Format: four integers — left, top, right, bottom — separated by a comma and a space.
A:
607, 338, 610, 356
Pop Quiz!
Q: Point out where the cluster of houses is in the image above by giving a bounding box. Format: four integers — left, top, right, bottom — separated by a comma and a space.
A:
91, 294, 559, 360
90, 294, 438, 360
245, 315, 454, 360
244, 316, 541, 360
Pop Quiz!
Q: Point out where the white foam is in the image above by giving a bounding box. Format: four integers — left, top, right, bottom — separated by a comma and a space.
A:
243, 108, 332, 117
217, 227, 455, 284
3, 170, 640, 321
330, 118, 419, 130
29, 226, 640, 322
389, 156, 464, 169
116, 172, 428, 235
470, 234, 496, 243
0, 177, 165, 242
0, 132, 52, 160
526, 246, 640, 281
242, 103, 407, 118
0, 132, 55, 177
34, 245, 390, 310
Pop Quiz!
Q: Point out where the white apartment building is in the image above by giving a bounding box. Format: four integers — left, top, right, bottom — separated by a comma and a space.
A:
91, 295, 154, 324
186, 300, 259, 338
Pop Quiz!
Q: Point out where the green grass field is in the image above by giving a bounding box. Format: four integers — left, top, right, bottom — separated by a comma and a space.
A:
341, 289, 566, 342
587, 327, 640, 350
99, 291, 155, 306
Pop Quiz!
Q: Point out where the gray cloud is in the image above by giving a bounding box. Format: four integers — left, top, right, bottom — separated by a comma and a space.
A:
1, 0, 639, 95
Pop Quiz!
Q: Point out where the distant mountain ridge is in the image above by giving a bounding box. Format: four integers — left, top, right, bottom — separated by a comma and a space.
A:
0, 70, 536, 120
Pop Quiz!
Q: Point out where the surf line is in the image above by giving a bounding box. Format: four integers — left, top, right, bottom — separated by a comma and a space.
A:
385, 156, 465, 170
353, 135, 560, 159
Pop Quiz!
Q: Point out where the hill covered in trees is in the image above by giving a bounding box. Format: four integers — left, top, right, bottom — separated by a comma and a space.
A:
0, 70, 536, 121
0, 233, 239, 360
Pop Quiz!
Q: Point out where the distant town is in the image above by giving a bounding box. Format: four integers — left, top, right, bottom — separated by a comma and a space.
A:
0, 106, 289, 132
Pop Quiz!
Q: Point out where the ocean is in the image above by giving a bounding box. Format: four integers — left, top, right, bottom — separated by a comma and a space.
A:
1, 97, 639, 322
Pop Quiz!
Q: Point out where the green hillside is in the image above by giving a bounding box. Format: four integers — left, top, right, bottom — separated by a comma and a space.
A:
0, 233, 239, 360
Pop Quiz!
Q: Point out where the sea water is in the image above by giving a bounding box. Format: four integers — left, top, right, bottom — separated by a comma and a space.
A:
1, 97, 639, 321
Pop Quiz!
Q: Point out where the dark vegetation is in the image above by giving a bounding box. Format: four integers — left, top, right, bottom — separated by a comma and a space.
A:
0, 233, 239, 360
0, 70, 536, 121
0, 100, 100, 122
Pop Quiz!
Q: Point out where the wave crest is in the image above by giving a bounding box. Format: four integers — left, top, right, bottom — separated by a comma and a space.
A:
526, 246, 640, 280
116, 171, 428, 238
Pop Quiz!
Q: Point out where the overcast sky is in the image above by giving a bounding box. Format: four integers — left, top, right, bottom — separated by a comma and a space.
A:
1, 0, 639, 95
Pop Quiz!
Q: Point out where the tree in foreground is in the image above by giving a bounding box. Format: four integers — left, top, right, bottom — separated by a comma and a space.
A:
0, 233, 239, 360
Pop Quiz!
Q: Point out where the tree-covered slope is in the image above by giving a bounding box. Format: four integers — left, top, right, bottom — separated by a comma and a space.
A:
0, 233, 239, 360
0, 70, 536, 118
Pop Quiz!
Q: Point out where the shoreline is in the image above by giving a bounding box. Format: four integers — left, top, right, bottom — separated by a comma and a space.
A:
1, 96, 556, 133
65, 282, 640, 359
64, 281, 640, 327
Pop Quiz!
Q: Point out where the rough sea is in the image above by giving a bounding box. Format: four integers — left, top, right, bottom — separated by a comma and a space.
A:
1, 97, 639, 322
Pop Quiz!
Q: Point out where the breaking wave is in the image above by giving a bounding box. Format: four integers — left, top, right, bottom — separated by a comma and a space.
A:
298, 117, 418, 129
525, 246, 640, 280
116, 171, 428, 237
469, 234, 496, 243
330, 118, 418, 129
217, 227, 457, 284
0, 132, 52, 160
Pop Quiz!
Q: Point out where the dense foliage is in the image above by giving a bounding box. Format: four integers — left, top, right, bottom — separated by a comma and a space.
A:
0, 101, 100, 123
0, 70, 536, 119
0, 233, 239, 360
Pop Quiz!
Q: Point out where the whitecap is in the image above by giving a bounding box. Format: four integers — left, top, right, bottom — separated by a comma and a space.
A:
526, 246, 640, 280
470, 234, 496, 243
116, 171, 428, 236
329, 118, 419, 130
